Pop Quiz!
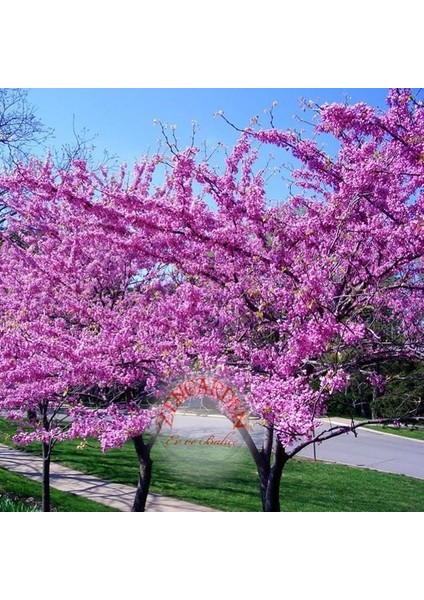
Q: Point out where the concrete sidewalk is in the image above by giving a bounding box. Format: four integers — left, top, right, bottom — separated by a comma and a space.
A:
0, 444, 217, 512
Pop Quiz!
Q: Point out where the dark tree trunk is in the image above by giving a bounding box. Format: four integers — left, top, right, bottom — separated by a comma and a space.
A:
371, 387, 378, 421
41, 441, 51, 513
257, 460, 271, 511
359, 385, 367, 418
131, 435, 153, 512
262, 438, 287, 512
238, 424, 288, 512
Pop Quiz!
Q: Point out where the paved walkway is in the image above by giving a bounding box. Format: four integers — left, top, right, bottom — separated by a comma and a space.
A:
0, 444, 217, 512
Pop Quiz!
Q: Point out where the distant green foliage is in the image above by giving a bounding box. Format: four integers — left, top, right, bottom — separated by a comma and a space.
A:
327, 359, 424, 419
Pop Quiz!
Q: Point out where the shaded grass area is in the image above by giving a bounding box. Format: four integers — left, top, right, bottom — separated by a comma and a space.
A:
0, 492, 38, 512
0, 466, 119, 512
365, 425, 424, 441
1, 419, 423, 511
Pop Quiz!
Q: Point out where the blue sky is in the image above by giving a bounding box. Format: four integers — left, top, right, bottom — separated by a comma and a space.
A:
27, 88, 421, 206
29, 88, 393, 167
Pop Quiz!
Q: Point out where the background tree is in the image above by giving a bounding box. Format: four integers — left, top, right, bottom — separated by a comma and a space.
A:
0, 88, 51, 165
0, 156, 215, 511
0, 88, 52, 232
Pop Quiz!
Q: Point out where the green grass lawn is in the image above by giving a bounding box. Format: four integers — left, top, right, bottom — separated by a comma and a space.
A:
0, 467, 118, 512
364, 425, 424, 441
1, 418, 423, 511
329, 415, 424, 441
0, 491, 38, 512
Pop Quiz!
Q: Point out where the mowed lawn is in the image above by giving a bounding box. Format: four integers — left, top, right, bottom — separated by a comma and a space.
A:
0, 467, 118, 512
1, 419, 423, 512
365, 425, 424, 441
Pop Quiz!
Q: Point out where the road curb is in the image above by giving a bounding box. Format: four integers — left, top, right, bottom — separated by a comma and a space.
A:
320, 418, 424, 444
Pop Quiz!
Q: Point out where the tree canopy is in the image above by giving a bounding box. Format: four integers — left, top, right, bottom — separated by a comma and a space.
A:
0, 88, 422, 511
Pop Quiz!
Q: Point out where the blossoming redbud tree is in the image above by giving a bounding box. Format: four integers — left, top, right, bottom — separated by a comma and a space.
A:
112, 88, 423, 510
0, 170, 158, 510
0, 157, 222, 511
1, 88, 423, 511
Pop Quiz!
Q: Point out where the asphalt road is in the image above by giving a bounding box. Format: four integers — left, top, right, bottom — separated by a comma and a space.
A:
157, 413, 424, 480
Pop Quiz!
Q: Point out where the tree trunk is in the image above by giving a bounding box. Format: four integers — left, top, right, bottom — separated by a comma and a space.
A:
371, 387, 378, 421
131, 435, 153, 512
42, 441, 51, 513
262, 438, 287, 512
359, 386, 367, 418
257, 460, 271, 511
238, 425, 288, 512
